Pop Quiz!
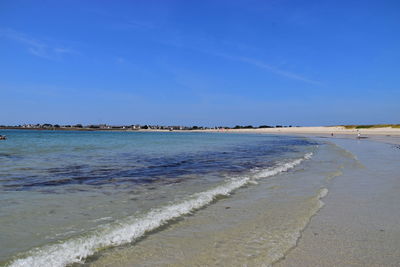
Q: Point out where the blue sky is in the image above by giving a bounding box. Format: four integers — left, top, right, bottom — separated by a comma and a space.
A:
1, 0, 399, 126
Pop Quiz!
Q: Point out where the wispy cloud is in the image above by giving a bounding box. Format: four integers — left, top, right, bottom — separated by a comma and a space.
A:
75, 9, 322, 86
152, 34, 322, 86
225, 55, 322, 86
0, 28, 78, 59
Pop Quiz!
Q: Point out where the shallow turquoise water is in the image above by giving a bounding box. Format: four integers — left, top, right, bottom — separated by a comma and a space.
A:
0, 130, 316, 266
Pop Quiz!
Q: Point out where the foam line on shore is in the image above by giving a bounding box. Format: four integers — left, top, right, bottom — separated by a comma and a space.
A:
269, 187, 329, 267
8, 153, 313, 267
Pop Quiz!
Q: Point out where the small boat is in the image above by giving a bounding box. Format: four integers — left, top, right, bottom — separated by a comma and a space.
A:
0, 135, 6, 140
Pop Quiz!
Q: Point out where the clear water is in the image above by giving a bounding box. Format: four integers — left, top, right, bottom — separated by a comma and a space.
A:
0, 130, 317, 266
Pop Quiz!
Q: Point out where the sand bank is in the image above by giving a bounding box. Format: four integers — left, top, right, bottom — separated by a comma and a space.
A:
199, 126, 400, 136
194, 126, 400, 145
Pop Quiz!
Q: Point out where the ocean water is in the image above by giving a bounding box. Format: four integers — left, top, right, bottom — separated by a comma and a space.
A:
0, 130, 355, 266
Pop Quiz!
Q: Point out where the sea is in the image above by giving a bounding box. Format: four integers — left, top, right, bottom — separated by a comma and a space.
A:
0, 130, 359, 266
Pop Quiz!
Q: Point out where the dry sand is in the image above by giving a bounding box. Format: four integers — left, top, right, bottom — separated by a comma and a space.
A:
200, 126, 400, 136
195, 126, 400, 145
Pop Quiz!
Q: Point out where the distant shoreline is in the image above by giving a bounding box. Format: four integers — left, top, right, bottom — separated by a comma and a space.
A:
195, 126, 400, 136
0, 126, 132, 132
195, 127, 400, 145
1, 126, 400, 137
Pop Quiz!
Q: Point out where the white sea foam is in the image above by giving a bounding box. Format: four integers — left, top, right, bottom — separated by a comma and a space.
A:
319, 187, 329, 199
91, 217, 113, 223
317, 187, 329, 208
8, 152, 313, 267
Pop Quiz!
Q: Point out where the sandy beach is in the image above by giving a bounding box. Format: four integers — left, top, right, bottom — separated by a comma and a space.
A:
198, 126, 400, 137
179, 127, 400, 266
213, 128, 400, 266
274, 136, 400, 266
194, 126, 400, 146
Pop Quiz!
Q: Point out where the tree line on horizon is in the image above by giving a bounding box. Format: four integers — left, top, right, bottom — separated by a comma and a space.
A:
0, 123, 298, 130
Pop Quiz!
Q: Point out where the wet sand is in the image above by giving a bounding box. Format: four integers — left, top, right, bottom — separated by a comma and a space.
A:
276, 137, 400, 266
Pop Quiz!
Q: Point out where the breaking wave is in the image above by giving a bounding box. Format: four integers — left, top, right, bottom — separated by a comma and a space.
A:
8, 153, 313, 267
